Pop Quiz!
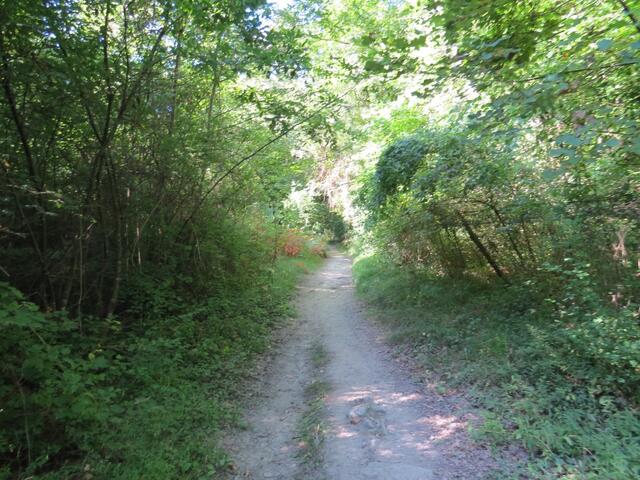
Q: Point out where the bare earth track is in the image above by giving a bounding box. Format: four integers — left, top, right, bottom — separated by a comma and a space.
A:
224, 251, 500, 479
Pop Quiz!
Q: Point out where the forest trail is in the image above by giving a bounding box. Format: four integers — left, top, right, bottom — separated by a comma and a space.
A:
225, 251, 496, 479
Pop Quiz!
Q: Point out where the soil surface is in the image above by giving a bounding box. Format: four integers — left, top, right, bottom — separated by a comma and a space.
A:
224, 251, 500, 479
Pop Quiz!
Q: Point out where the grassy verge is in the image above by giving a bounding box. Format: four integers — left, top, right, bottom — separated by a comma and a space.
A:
91, 253, 324, 480
98, 253, 325, 480
352, 254, 640, 479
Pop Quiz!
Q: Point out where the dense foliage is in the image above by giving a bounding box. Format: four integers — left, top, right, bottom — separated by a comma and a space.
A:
354, 256, 640, 478
0, 252, 319, 479
321, 0, 640, 477
2, 0, 639, 478
0, 0, 320, 316
351, 0, 640, 401
0, 0, 333, 478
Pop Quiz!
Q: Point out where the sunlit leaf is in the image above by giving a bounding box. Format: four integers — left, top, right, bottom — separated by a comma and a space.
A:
549, 148, 565, 157
556, 134, 583, 146
596, 39, 613, 50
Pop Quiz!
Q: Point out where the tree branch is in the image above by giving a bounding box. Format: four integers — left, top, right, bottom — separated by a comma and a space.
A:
617, 0, 640, 35
175, 88, 355, 239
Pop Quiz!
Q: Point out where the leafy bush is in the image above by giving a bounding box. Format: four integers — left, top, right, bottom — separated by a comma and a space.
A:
0, 283, 121, 478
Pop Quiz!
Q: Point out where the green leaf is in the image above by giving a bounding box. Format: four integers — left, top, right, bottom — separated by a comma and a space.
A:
630, 40, 640, 49
364, 60, 386, 73
485, 38, 505, 48
90, 356, 109, 369
359, 34, 375, 47
409, 35, 427, 48
629, 139, 640, 155
392, 38, 409, 50
604, 138, 621, 148
0, 308, 44, 327
542, 169, 562, 180
596, 39, 613, 51
549, 148, 565, 157
556, 133, 583, 146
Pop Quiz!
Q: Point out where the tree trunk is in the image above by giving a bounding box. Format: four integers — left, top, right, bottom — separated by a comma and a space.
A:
488, 203, 526, 268
168, 28, 182, 135
617, 0, 640, 35
456, 210, 510, 284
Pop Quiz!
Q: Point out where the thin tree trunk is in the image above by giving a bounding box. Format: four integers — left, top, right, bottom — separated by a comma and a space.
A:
520, 217, 538, 264
105, 151, 124, 317
616, 0, 640, 35
0, 40, 39, 186
60, 251, 77, 310
206, 30, 224, 132
488, 203, 526, 268
457, 210, 510, 284
168, 27, 182, 135
444, 225, 466, 272
0, 35, 58, 306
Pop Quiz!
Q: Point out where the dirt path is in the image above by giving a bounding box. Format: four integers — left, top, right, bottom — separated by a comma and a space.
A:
225, 251, 497, 479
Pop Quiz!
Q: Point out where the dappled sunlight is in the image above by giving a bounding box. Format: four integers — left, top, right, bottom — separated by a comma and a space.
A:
334, 388, 423, 406
325, 383, 468, 464
377, 447, 398, 458
5, 0, 636, 477
388, 392, 422, 404
335, 428, 358, 439
305, 251, 478, 477
418, 415, 467, 442
335, 389, 376, 403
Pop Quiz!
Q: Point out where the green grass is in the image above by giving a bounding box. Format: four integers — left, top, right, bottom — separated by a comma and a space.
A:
297, 381, 329, 468
352, 254, 640, 479
296, 342, 330, 476
310, 341, 330, 369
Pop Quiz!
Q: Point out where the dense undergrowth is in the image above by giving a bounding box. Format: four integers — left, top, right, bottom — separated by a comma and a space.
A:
353, 254, 640, 479
1, 239, 323, 480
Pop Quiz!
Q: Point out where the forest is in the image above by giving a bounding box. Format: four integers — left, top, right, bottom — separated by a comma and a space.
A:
0, 0, 638, 478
